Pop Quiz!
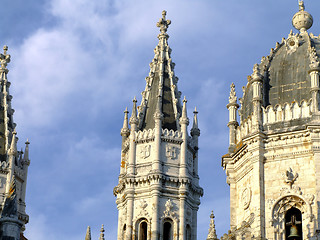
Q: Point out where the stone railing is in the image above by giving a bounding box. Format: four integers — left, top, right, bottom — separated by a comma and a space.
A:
136, 128, 155, 143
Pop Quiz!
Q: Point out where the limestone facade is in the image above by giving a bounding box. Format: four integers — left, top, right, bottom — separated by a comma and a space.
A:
222, 1, 320, 239
113, 11, 203, 240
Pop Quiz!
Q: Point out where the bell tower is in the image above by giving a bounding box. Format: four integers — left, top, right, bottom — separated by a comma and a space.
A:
114, 11, 203, 240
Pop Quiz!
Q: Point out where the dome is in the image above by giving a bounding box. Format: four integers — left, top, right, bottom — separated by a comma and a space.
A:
239, 2, 320, 122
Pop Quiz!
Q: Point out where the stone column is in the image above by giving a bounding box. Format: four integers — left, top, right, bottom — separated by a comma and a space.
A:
227, 83, 239, 153
251, 64, 263, 131
0, 217, 23, 240
309, 67, 320, 113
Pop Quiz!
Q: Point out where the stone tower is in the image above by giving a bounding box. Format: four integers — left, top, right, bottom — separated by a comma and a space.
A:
0, 46, 30, 239
114, 11, 203, 240
222, 1, 320, 239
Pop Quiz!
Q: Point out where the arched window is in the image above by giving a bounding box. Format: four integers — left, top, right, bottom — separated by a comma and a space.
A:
123, 224, 127, 239
285, 207, 302, 240
163, 219, 173, 240
186, 224, 191, 240
139, 221, 148, 240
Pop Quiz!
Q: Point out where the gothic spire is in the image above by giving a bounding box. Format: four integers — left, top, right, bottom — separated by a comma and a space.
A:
137, 10, 182, 131
85, 226, 91, 240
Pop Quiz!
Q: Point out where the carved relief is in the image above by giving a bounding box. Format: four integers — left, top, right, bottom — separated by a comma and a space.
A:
162, 199, 177, 221
241, 187, 251, 210
282, 167, 298, 188
166, 145, 177, 160
140, 145, 151, 159
286, 35, 299, 54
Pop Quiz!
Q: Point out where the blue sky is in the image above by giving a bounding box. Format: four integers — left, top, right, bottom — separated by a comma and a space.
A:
1, 0, 320, 239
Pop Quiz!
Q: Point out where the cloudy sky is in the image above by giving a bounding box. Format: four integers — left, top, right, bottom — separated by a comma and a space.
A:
2, 0, 320, 239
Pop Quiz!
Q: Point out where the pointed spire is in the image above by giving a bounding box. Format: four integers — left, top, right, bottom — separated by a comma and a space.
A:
8, 129, 17, 156
179, 96, 189, 125
129, 97, 138, 126
292, 1, 313, 32
206, 211, 218, 240
121, 108, 130, 137
85, 226, 91, 240
99, 224, 105, 240
191, 107, 200, 137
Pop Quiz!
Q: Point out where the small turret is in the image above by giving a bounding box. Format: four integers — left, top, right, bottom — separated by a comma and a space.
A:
121, 107, 130, 139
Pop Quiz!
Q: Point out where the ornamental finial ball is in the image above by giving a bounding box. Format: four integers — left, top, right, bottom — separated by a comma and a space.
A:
292, 1, 313, 32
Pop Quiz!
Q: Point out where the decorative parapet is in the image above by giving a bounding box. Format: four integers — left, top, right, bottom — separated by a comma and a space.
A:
161, 129, 182, 143
135, 129, 155, 143
262, 100, 311, 124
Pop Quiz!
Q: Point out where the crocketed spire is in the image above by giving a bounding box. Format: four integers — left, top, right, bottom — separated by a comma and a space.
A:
137, 10, 182, 131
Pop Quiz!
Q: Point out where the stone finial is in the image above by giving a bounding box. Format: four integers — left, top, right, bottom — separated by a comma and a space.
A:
292, 1, 313, 32
0, 45, 11, 70
180, 96, 189, 125
8, 129, 17, 156
229, 83, 237, 104
99, 224, 105, 240
23, 139, 31, 165
206, 211, 218, 240
129, 97, 138, 125
191, 107, 200, 137
157, 10, 171, 34
121, 107, 130, 137
252, 64, 263, 81
85, 226, 91, 240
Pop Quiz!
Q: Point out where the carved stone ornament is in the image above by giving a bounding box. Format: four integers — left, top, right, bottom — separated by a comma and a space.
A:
286, 36, 299, 54
140, 145, 151, 159
162, 199, 177, 220
229, 83, 237, 104
282, 167, 298, 188
166, 145, 177, 160
309, 46, 320, 69
241, 187, 251, 210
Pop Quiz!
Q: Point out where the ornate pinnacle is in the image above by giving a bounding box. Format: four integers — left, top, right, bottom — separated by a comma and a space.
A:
292, 0, 313, 32
252, 63, 263, 81
206, 211, 218, 240
121, 107, 130, 136
154, 95, 164, 120
157, 10, 171, 34
0, 45, 11, 70
229, 83, 237, 104
99, 224, 105, 240
191, 107, 200, 137
129, 97, 138, 125
85, 226, 91, 240
299, 1, 305, 11
180, 96, 189, 125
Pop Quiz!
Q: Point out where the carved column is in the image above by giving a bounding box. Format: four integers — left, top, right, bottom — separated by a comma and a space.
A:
227, 83, 239, 153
